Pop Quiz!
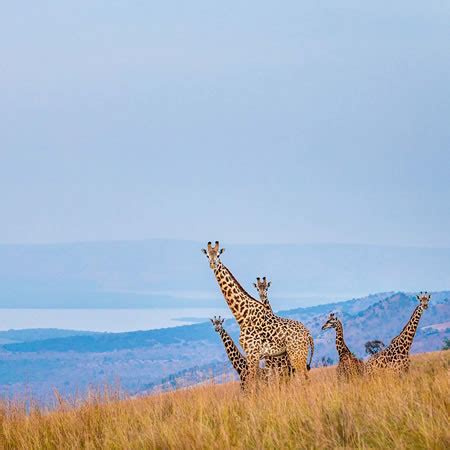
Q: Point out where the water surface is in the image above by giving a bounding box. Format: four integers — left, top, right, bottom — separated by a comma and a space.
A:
0, 308, 231, 332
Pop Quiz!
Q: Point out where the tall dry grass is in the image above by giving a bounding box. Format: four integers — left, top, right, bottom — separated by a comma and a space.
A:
1, 351, 449, 449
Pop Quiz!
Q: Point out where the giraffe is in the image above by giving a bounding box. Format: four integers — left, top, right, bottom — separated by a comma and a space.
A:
321, 313, 364, 381
254, 276, 314, 365
202, 241, 314, 389
365, 292, 431, 375
210, 316, 293, 389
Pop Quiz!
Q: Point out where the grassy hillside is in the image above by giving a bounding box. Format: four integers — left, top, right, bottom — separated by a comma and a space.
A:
0, 351, 448, 449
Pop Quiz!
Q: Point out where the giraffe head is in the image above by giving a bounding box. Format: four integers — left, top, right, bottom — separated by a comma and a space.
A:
210, 315, 225, 332
321, 312, 339, 330
417, 291, 431, 310
253, 277, 271, 300
201, 241, 225, 269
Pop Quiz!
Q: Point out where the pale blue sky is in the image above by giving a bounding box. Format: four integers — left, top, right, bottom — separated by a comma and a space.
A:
1, 1, 449, 246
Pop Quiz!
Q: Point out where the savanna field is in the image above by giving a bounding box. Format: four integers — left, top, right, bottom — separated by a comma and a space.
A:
0, 351, 448, 450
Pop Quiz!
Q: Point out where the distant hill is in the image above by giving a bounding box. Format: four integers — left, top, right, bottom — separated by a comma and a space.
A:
0, 328, 99, 345
3, 322, 216, 353
1, 290, 448, 403
0, 240, 449, 309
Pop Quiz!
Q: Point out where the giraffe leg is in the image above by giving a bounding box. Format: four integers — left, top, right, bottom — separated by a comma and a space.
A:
243, 352, 261, 392
290, 356, 308, 380
404, 359, 410, 373
237, 366, 249, 391
286, 342, 309, 381
336, 363, 345, 382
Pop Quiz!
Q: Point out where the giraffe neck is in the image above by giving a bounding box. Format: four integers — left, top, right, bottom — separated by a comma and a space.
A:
217, 328, 247, 375
334, 321, 351, 358
259, 292, 272, 312
213, 262, 265, 325
391, 304, 425, 352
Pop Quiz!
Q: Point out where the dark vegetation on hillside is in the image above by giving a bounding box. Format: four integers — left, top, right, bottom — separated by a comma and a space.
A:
365, 340, 385, 355
3, 322, 215, 353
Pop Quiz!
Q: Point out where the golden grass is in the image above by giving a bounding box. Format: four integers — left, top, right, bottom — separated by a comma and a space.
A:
1, 351, 449, 449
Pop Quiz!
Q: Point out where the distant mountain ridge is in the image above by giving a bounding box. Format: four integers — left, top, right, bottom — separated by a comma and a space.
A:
0, 240, 449, 309
1, 290, 448, 403
0, 328, 99, 345
3, 290, 448, 354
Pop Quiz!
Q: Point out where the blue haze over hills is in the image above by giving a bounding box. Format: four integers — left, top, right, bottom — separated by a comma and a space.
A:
0, 240, 449, 310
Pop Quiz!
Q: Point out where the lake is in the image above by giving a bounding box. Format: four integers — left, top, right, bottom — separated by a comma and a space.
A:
0, 308, 231, 332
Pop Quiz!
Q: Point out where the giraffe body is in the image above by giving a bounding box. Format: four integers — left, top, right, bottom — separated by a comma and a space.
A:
253, 276, 315, 373
365, 292, 431, 375
203, 242, 314, 389
322, 313, 364, 381
210, 316, 293, 389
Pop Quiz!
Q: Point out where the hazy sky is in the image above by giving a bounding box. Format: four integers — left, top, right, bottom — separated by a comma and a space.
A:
1, 1, 449, 246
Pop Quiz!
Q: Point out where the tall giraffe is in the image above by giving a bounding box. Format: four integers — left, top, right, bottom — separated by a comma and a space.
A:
210, 316, 293, 389
321, 313, 364, 381
365, 292, 431, 375
254, 276, 314, 365
202, 241, 314, 389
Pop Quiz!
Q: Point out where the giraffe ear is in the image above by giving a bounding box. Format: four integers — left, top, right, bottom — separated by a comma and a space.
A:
253, 283, 257, 288
219, 248, 225, 255
267, 281, 272, 288
202, 249, 207, 254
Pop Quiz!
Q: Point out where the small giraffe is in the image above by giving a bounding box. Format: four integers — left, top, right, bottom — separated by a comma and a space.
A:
321, 313, 364, 381
254, 276, 314, 366
365, 292, 431, 375
202, 241, 314, 389
210, 316, 293, 389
